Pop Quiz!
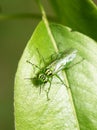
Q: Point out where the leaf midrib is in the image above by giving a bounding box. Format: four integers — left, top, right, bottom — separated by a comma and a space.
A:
39, 2, 80, 129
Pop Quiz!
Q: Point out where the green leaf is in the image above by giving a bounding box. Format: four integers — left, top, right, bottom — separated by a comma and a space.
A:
14, 20, 97, 130
49, 0, 97, 41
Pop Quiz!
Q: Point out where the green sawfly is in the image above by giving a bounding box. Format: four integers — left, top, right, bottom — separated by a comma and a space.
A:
26, 49, 78, 100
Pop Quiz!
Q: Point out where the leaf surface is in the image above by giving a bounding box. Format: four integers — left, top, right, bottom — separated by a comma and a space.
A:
14, 21, 97, 130
49, 0, 97, 41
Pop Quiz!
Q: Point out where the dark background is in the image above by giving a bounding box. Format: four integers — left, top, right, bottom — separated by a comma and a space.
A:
0, 0, 97, 130
0, 0, 55, 130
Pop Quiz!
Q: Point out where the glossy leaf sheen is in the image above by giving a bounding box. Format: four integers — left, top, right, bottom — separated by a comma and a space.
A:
14, 21, 97, 130
50, 0, 97, 41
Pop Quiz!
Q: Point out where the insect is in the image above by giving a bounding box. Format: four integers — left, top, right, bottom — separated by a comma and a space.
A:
27, 49, 78, 100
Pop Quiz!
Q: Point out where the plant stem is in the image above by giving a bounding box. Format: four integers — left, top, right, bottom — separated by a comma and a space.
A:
0, 13, 57, 21
38, 0, 59, 53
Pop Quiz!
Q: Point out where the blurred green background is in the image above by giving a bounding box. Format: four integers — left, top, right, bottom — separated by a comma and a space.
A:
0, 0, 55, 130
0, 0, 97, 130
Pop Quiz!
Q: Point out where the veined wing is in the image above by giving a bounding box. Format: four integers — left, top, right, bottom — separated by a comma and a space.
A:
47, 50, 77, 74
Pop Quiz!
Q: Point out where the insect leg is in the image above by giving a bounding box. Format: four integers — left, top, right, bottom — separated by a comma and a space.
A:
26, 60, 41, 71
54, 74, 68, 88
45, 77, 53, 101
36, 48, 46, 65
39, 85, 42, 94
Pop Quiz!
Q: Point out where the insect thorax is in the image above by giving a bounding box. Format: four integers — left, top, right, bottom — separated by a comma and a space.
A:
45, 67, 52, 76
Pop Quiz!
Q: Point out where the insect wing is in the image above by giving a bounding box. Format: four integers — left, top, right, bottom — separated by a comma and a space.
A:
48, 50, 77, 74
